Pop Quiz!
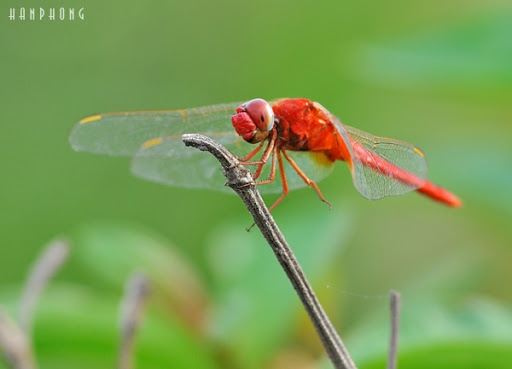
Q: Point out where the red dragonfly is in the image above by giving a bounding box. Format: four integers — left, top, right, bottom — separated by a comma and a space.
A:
70, 98, 461, 210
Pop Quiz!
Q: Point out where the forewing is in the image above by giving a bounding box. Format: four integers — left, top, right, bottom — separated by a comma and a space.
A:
69, 102, 242, 156
344, 125, 428, 200
131, 136, 238, 193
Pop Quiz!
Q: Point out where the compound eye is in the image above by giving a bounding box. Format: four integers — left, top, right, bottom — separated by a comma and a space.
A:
243, 98, 274, 132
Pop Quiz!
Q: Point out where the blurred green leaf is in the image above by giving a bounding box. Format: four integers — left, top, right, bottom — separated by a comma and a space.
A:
71, 221, 208, 327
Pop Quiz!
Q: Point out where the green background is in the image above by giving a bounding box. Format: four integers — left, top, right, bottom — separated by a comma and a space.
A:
1, 0, 511, 368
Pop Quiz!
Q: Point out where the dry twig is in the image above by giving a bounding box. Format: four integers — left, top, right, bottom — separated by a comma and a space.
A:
0, 309, 36, 369
387, 290, 401, 369
1, 239, 69, 369
118, 273, 151, 369
18, 239, 70, 334
182, 133, 357, 369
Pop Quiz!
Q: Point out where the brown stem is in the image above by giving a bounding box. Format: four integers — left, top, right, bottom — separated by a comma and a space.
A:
18, 239, 69, 335
118, 274, 151, 369
387, 290, 401, 369
0, 239, 68, 369
0, 309, 36, 369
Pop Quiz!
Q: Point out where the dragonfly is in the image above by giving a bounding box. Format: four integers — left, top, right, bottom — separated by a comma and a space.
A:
70, 98, 462, 211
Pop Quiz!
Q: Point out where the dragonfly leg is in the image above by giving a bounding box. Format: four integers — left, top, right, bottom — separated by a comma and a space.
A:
282, 150, 332, 209
268, 150, 289, 212
238, 134, 277, 180
245, 150, 287, 231
237, 147, 277, 187
252, 146, 277, 185
236, 141, 266, 162
240, 146, 277, 188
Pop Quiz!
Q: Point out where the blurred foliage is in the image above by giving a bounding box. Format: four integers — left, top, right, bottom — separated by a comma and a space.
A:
1, 0, 511, 368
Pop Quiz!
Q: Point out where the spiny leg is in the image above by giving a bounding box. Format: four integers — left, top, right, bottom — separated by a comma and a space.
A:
250, 146, 277, 186
238, 133, 277, 180
282, 150, 332, 209
268, 150, 289, 212
236, 140, 266, 162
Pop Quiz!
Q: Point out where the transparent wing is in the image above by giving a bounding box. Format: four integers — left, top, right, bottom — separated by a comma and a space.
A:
69, 102, 243, 156
131, 136, 334, 194
131, 136, 234, 193
312, 99, 428, 200
343, 125, 428, 200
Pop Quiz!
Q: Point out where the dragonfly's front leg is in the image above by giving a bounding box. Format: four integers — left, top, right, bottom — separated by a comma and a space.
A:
238, 133, 277, 180
245, 149, 289, 221
236, 141, 266, 163
252, 146, 277, 185
239, 145, 276, 193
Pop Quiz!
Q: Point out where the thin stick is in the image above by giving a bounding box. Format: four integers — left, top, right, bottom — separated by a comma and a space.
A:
387, 290, 401, 369
182, 134, 357, 369
18, 239, 70, 334
118, 273, 151, 369
1, 239, 68, 369
0, 309, 36, 369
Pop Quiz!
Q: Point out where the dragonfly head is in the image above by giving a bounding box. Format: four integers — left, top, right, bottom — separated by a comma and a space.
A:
232, 98, 275, 143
